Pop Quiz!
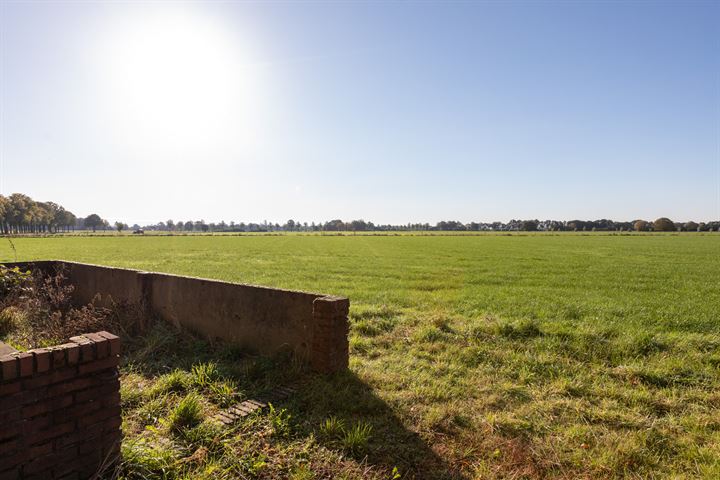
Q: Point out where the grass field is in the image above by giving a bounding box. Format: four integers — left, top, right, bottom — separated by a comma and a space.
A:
3, 233, 720, 479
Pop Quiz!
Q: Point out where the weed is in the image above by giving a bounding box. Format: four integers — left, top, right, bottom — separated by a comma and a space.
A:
191, 362, 220, 389
0, 307, 23, 336
342, 421, 373, 457
150, 370, 191, 397
169, 392, 204, 432
497, 319, 542, 339
209, 381, 239, 408
119, 437, 178, 479
267, 403, 292, 439
319, 415, 345, 439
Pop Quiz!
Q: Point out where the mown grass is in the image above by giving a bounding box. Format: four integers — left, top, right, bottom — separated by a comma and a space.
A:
3, 233, 720, 478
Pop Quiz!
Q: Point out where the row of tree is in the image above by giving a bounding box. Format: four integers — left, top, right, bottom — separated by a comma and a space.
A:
0, 193, 109, 233
141, 217, 720, 233
1, 193, 718, 234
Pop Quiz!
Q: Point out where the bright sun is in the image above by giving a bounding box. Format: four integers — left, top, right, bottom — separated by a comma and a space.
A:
96, 9, 259, 152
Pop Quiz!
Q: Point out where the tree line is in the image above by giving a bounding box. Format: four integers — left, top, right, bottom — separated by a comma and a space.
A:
0, 193, 111, 233
1, 193, 718, 234
141, 217, 720, 233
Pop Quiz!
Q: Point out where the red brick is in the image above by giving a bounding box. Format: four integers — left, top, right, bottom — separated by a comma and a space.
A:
0, 408, 20, 425
21, 394, 73, 418
69, 337, 94, 364
56, 398, 102, 421
29, 349, 51, 373
51, 348, 66, 368
28, 421, 75, 446
0, 382, 21, 396
0, 447, 25, 470
46, 377, 95, 396
103, 416, 122, 432
0, 357, 18, 381
77, 356, 119, 375
16, 353, 33, 378
0, 420, 21, 444
22, 445, 78, 475
26, 441, 53, 458
83, 333, 108, 358
20, 415, 52, 436
77, 405, 121, 428
102, 391, 121, 408
22, 367, 78, 390
73, 381, 117, 403
56, 472, 80, 480
0, 439, 18, 456
97, 331, 121, 357
65, 344, 80, 365
0, 393, 22, 411
54, 422, 103, 449
0, 468, 19, 480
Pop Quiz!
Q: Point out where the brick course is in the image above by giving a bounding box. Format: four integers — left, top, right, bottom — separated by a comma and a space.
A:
0, 332, 121, 479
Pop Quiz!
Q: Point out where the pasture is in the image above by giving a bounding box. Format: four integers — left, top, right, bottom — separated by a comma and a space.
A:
3, 233, 720, 478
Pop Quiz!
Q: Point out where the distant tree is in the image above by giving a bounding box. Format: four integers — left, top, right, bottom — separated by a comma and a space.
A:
653, 217, 676, 232
324, 219, 345, 231
684, 221, 699, 232
350, 219, 368, 231
286, 219, 295, 231
84, 214, 103, 232
634, 220, 649, 232
521, 220, 539, 231
114, 222, 125, 233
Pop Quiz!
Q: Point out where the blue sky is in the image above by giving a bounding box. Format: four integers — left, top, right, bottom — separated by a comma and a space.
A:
1, 1, 718, 224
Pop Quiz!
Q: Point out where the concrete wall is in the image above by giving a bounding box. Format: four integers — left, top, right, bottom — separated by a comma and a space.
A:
7, 261, 349, 373
0, 331, 122, 479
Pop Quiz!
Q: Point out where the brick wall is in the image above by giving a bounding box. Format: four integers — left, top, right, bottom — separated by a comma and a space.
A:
311, 296, 350, 373
5, 261, 350, 374
0, 332, 122, 480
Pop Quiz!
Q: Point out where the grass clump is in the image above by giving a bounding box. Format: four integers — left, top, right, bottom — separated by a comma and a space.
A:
191, 362, 220, 389
209, 381, 239, 408
319, 415, 345, 439
268, 403, 292, 438
150, 370, 191, 397
169, 392, 204, 433
497, 319, 542, 339
341, 421, 373, 457
0, 307, 23, 337
120, 437, 179, 479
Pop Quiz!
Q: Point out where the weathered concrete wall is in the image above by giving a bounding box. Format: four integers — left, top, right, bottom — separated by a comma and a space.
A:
149, 272, 318, 360
6, 261, 349, 373
0, 331, 122, 479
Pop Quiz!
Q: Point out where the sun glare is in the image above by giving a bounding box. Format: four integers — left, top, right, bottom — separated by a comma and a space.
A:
95, 9, 260, 152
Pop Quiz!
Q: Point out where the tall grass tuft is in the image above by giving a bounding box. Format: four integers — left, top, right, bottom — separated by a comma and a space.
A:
169, 392, 203, 432
341, 421, 373, 456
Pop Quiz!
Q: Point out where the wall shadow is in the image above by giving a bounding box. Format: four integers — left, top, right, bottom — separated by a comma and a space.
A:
284, 370, 467, 480
120, 322, 466, 479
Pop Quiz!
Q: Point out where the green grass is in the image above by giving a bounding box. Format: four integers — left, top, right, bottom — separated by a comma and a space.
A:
3, 233, 720, 478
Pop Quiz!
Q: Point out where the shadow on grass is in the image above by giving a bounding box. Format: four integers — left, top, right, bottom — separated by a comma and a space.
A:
286, 370, 466, 480
121, 322, 465, 479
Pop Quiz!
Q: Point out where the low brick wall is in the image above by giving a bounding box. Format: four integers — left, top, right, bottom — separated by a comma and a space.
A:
7, 261, 349, 373
0, 332, 122, 479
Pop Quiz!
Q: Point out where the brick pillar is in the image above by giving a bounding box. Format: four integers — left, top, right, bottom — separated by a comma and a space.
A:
0, 331, 122, 479
311, 296, 350, 373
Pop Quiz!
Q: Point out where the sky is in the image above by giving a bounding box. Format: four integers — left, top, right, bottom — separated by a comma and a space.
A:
0, 1, 718, 225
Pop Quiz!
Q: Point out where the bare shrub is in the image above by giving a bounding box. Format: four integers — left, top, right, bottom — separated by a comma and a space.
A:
0, 264, 139, 348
